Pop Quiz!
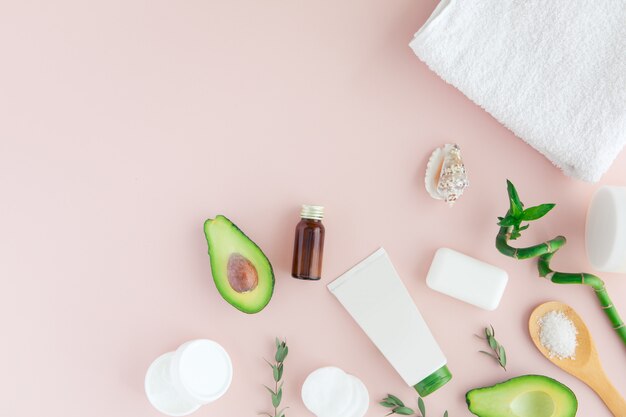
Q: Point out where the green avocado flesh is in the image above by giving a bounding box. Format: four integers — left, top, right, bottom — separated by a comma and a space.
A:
466, 375, 577, 417
204, 215, 275, 314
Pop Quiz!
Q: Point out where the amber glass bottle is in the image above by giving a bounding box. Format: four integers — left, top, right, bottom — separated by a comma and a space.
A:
292, 205, 325, 280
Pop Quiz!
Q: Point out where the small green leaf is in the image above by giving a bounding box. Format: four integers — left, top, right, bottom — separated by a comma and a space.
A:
272, 392, 280, 408
380, 401, 396, 408
263, 385, 276, 396
386, 394, 404, 407
393, 406, 415, 415
277, 363, 284, 381
499, 345, 507, 369
273, 365, 280, 382
479, 350, 497, 359
497, 216, 519, 227
418, 396, 426, 417
484, 327, 492, 338
521, 204, 555, 221
443, 411, 448, 417
488, 337, 498, 351
276, 345, 288, 362
509, 198, 522, 218
506, 180, 524, 211
275, 337, 281, 349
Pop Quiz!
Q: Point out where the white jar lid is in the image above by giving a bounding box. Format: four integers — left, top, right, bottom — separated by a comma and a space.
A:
586, 186, 626, 273
145, 339, 233, 416
171, 339, 233, 404
145, 353, 201, 417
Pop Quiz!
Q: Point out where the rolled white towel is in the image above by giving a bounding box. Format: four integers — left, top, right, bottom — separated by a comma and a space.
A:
410, 0, 626, 182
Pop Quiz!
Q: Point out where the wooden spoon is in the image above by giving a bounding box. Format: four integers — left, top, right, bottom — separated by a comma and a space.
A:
529, 301, 626, 417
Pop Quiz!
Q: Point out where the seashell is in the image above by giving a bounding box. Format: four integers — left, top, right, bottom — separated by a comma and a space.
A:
425, 144, 469, 206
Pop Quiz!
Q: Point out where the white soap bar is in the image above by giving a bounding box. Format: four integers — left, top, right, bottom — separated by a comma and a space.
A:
426, 248, 508, 311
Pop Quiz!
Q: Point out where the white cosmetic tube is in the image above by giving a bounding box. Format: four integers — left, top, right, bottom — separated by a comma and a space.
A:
328, 248, 451, 397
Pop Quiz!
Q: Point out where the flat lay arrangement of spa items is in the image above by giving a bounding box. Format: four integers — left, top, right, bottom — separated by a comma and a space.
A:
144, 171, 626, 417
6, 0, 626, 415
140, 2, 626, 417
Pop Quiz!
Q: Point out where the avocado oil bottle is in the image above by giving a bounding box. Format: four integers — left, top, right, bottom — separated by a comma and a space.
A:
292, 205, 325, 280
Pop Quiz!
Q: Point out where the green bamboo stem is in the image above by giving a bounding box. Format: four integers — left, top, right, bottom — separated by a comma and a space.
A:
496, 226, 626, 346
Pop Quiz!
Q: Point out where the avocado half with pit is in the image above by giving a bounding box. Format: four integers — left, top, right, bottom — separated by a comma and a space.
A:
204, 215, 274, 314
466, 375, 577, 417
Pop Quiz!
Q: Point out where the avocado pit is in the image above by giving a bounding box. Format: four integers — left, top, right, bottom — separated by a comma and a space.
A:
227, 253, 259, 293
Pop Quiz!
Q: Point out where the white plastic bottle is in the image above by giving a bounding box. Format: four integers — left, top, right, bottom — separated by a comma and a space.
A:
328, 248, 451, 397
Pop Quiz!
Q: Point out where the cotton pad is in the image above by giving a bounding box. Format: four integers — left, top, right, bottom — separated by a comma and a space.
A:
426, 248, 508, 311
301, 367, 369, 417
341, 375, 369, 417
301, 367, 354, 417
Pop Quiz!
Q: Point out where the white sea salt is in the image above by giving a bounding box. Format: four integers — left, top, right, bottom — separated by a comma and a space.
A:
538, 310, 578, 359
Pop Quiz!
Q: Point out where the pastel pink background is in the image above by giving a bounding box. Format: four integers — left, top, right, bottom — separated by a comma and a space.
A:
2, 1, 626, 416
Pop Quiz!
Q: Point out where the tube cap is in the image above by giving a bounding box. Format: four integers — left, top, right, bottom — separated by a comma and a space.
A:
413, 365, 452, 397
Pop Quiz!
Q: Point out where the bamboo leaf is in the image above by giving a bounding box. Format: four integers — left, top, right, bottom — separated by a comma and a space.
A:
506, 180, 524, 212
393, 406, 415, 415
418, 396, 426, 417
380, 401, 397, 408
521, 204, 555, 221
510, 199, 522, 218
497, 216, 518, 227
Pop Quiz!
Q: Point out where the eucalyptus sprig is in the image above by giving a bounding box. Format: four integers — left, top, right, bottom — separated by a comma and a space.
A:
380, 394, 448, 417
496, 180, 626, 347
261, 338, 289, 417
476, 325, 507, 371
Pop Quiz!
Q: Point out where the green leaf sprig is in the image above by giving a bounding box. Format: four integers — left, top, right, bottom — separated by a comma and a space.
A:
261, 338, 289, 417
477, 325, 507, 371
497, 180, 554, 240
380, 394, 448, 417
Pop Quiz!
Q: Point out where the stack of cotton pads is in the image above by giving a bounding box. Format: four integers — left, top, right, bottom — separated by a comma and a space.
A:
301, 367, 369, 417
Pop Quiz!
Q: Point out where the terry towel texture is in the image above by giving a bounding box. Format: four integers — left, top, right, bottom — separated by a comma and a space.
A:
410, 0, 626, 182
